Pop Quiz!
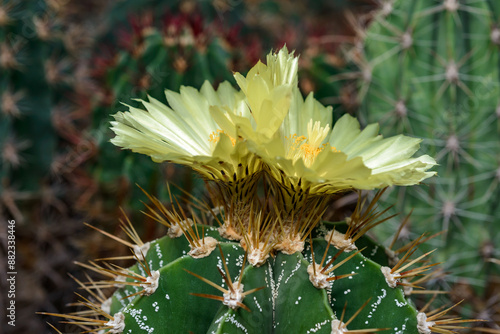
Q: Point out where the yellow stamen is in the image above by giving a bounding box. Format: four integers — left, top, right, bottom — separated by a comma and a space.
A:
286, 120, 339, 167
209, 130, 236, 146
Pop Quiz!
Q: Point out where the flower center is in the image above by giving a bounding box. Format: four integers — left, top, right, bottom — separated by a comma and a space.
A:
286, 120, 339, 167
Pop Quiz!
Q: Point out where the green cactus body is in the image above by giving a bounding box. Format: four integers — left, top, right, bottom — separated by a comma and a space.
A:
0, 0, 58, 192
354, 0, 500, 278
94, 219, 426, 334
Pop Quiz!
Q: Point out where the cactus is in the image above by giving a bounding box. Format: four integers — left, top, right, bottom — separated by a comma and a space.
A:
43, 185, 482, 334
341, 0, 500, 283
40, 47, 485, 334
0, 0, 57, 195
309, 0, 500, 327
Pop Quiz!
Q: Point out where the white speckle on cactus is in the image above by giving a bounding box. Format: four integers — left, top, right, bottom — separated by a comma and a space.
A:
417, 312, 435, 334
253, 296, 262, 312
133, 241, 150, 261
236, 253, 245, 267
188, 236, 217, 258
394, 320, 409, 334
219, 312, 249, 333
152, 301, 159, 312
165, 294, 170, 300
154, 242, 162, 259
364, 289, 387, 325
344, 289, 351, 295
381, 266, 401, 288
370, 245, 379, 257
106, 312, 125, 333
324, 229, 357, 252
126, 307, 154, 333
305, 318, 331, 333
395, 298, 408, 307
284, 261, 302, 284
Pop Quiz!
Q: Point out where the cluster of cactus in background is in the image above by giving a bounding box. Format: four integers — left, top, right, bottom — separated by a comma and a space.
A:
317, 0, 500, 327
0, 1, 108, 332
4, 0, 500, 332
41, 46, 488, 334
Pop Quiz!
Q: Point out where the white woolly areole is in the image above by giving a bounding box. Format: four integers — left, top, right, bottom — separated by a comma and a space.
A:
208, 205, 224, 218
325, 229, 357, 252
307, 263, 330, 289
132, 242, 150, 261
331, 319, 348, 334
188, 236, 218, 258
247, 243, 270, 267
101, 297, 112, 314
106, 312, 125, 333
403, 279, 413, 296
141, 270, 160, 295
381, 266, 401, 288
417, 312, 435, 334
385, 247, 399, 267
114, 274, 126, 288
218, 222, 242, 241
274, 234, 304, 255
223, 282, 244, 309
168, 218, 193, 238
492, 27, 500, 45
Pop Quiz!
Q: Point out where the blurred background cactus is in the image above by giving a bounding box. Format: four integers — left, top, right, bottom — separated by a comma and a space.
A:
317, 0, 500, 326
1, 0, 499, 333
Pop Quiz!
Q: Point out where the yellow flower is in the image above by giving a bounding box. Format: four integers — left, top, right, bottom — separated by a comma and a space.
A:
213, 72, 435, 213
110, 80, 262, 181
210, 46, 299, 141
256, 110, 436, 191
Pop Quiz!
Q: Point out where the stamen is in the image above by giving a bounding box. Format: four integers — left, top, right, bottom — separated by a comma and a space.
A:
209, 129, 236, 146
285, 120, 338, 167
